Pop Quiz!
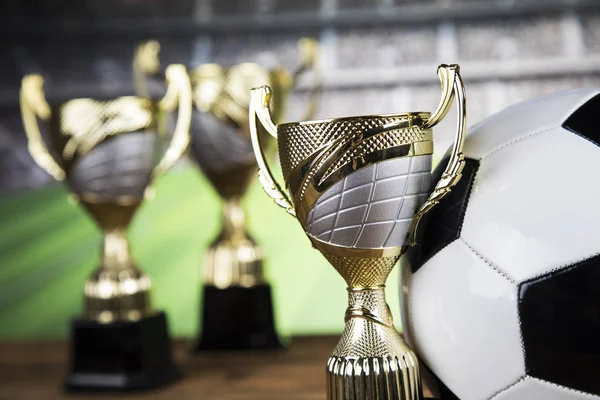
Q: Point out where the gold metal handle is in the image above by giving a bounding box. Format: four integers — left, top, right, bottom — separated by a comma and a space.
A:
151, 64, 192, 180
133, 40, 161, 99
408, 64, 467, 246
292, 37, 322, 121
132, 41, 191, 180
218, 63, 268, 129
19, 74, 66, 181
191, 63, 226, 114
293, 38, 320, 79
424, 65, 456, 129
249, 86, 295, 216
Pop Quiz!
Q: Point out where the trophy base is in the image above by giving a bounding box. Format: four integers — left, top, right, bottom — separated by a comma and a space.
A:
64, 311, 181, 392
195, 284, 282, 351
326, 355, 422, 400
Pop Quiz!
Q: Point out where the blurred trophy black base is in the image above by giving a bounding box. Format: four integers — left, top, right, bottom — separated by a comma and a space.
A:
64, 312, 181, 392
195, 285, 282, 351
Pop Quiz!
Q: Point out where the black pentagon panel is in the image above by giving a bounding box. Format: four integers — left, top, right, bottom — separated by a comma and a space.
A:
519, 253, 600, 395
406, 156, 480, 273
562, 93, 600, 148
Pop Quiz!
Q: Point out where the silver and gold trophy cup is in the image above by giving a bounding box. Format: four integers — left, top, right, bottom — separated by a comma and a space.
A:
19, 55, 192, 391
189, 38, 320, 350
250, 65, 466, 399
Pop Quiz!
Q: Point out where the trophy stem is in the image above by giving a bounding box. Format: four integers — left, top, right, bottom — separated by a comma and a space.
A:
221, 198, 249, 241
83, 229, 151, 323
195, 198, 282, 351
102, 229, 133, 270
327, 286, 422, 400
204, 198, 264, 287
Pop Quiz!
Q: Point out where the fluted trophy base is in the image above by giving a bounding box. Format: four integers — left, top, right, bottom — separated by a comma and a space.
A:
195, 284, 282, 351
327, 356, 457, 399
326, 324, 422, 400
327, 354, 421, 400
325, 287, 422, 400
64, 312, 180, 392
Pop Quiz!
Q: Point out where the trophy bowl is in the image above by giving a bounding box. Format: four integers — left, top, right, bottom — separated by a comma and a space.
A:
19, 62, 192, 391
187, 38, 320, 351
250, 65, 467, 399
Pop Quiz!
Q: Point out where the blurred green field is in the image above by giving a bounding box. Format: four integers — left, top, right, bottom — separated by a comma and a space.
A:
0, 165, 404, 340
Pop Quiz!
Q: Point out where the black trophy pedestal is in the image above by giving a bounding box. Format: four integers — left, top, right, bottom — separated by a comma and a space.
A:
195, 284, 282, 351
64, 311, 181, 392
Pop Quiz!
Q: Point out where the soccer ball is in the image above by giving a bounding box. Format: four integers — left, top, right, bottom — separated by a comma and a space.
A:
401, 89, 600, 400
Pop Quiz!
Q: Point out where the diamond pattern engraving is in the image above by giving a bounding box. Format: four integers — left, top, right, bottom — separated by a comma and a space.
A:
325, 255, 399, 287
278, 115, 431, 180
330, 226, 362, 247
372, 176, 409, 201
305, 155, 432, 249
59, 97, 153, 160
69, 132, 157, 200
341, 183, 373, 207
333, 314, 407, 359
330, 287, 412, 358
323, 127, 430, 180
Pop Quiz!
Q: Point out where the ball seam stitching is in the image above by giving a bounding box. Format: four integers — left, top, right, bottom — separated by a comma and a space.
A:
480, 126, 555, 160
488, 375, 527, 400
459, 237, 516, 284
530, 376, 600, 398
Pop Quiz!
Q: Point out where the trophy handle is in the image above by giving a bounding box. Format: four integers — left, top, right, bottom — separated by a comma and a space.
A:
249, 86, 296, 216
151, 64, 192, 180
133, 40, 161, 99
291, 37, 322, 121
191, 63, 226, 114
19, 74, 66, 181
408, 64, 467, 246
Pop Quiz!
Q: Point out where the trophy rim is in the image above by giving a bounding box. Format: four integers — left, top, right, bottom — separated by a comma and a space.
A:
278, 111, 431, 129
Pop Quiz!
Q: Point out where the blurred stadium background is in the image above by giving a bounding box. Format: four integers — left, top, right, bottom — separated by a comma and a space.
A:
1, 0, 600, 340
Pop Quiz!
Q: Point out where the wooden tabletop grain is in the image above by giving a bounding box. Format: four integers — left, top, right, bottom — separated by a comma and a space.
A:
0, 336, 434, 399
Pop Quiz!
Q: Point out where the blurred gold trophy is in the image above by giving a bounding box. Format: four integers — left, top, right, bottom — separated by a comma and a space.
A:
188, 38, 320, 350
19, 55, 192, 391
250, 65, 466, 399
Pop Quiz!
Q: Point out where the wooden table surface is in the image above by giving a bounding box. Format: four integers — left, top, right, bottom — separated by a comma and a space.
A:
0, 336, 433, 399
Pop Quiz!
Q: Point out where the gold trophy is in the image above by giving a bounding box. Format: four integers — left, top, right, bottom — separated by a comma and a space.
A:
188, 38, 320, 350
19, 56, 192, 391
250, 65, 466, 399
